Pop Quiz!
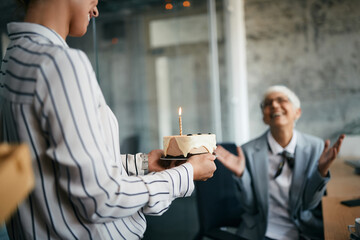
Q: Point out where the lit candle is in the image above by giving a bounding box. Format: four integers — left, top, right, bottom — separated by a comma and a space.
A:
178, 107, 182, 136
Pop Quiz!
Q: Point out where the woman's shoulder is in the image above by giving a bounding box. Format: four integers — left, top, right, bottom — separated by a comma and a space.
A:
241, 132, 267, 150
296, 131, 324, 151
43, 44, 86, 63
297, 131, 323, 144
38, 45, 90, 72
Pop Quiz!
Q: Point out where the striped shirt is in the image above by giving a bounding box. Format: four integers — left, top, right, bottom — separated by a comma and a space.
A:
0, 22, 194, 240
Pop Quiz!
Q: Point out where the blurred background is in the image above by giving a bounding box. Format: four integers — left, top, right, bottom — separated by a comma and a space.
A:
1, 0, 359, 239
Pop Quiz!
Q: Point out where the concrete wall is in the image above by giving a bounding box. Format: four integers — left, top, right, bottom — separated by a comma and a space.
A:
244, 0, 360, 143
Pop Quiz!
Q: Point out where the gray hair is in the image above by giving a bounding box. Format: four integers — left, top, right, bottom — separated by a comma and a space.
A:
261, 85, 301, 109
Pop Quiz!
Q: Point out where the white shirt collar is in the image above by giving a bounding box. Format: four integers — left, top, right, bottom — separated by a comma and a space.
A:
7, 22, 68, 47
267, 130, 297, 155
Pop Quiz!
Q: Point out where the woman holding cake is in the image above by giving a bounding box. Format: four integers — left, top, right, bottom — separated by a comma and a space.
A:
0, 0, 216, 239
215, 85, 345, 240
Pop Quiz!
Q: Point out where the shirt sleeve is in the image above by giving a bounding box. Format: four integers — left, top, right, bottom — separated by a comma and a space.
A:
34, 48, 194, 223
233, 166, 259, 218
302, 164, 330, 210
302, 141, 329, 210
121, 153, 148, 176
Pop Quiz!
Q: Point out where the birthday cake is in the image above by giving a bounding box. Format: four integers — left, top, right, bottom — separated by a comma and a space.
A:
163, 133, 216, 158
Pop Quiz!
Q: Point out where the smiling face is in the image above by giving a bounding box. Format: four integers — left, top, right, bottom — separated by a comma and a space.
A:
262, 91, 301, 130
68, 0, 99, 37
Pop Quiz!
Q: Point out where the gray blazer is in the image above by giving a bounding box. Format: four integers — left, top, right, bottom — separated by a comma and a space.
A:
235, 130, 329, 240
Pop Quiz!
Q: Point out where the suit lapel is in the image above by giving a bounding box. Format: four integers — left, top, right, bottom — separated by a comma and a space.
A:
289, 132, 311, 210
250, 133, 269, 219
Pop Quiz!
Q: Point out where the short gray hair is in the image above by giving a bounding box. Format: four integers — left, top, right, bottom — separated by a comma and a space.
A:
261, 85, 301, 109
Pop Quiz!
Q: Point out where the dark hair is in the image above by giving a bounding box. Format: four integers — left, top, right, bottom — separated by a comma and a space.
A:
15, 0, 31, 9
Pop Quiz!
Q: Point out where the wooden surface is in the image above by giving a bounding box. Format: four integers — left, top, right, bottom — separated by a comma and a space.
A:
322, 196, 360, 240
322, 158, 360, 240
326, 158, 360, 197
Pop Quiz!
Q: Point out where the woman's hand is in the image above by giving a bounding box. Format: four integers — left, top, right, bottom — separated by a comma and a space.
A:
148, 149, 169, 172
187, 153, 216, 181
149, 150, 217, 181
214, 145, 246, 177
318, 134, 345, 177
148, 149, 186, 172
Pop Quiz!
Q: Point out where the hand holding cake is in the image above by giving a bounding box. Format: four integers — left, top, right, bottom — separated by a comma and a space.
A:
147, 149, 168, 172
187, 153, 216, 181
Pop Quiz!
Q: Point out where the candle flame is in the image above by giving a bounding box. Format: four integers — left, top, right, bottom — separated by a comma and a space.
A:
178, 107, 182, 116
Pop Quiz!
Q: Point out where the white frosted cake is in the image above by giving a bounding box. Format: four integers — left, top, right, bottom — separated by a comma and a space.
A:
163, 133, 216, 158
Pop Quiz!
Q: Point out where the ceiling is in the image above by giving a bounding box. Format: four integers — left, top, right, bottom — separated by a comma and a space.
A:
98, 0, 165, 12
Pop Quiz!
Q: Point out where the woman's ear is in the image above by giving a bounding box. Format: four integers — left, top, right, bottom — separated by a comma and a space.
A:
295, 108, 302, 120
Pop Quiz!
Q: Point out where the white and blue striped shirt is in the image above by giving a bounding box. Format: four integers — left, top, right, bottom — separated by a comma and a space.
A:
0, 22, 194, 240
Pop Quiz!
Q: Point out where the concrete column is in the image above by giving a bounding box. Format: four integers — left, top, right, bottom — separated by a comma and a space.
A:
224, 0, 249, 145
208, 0, 223, 142
155, 57, 172, 147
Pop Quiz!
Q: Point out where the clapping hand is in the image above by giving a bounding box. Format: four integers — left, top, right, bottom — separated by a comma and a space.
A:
214, 145, 246, 177
318, 134, 345, 177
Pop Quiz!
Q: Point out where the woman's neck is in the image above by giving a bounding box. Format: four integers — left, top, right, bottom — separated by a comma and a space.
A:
270, 127, 294, 148
24, 1, 69, 40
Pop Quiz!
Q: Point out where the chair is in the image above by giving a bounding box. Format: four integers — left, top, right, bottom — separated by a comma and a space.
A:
194, 143, 246, 240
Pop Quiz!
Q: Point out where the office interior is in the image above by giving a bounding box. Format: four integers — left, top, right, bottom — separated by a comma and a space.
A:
0, 0, 359, 239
